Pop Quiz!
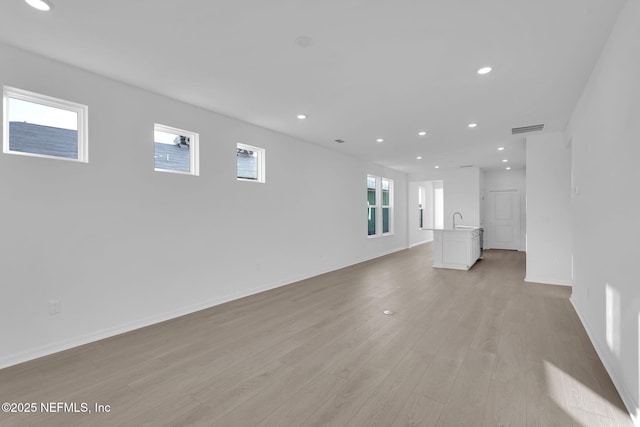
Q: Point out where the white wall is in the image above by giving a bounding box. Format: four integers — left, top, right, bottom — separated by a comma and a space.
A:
568, 0, 640, 422
483, 169, 526, 251
410, 167, 481, 229
408, 181, 435, 247
525, 132, 572, 286
0, 42, 408, 368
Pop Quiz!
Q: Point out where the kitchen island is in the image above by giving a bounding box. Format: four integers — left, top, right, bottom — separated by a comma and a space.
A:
422, 226, 482, 270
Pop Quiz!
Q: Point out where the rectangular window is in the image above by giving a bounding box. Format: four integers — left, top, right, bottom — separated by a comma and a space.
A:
418, 186, 425, 229
382, 178, 391, 234
154, 123, 199, 175
237, 143, 265, 183
367, 175, 377, 236
3, 86, 88, 162
367, 175, 393, 237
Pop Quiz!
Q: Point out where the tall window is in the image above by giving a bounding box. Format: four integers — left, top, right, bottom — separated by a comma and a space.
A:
382, 178, 391, 233
367, 175, 393, 237
237, 143, 265, 183
3, 86, 88, 162
418, 186, 425, 229
367, 176, 377, 235
154, 123, 199, 175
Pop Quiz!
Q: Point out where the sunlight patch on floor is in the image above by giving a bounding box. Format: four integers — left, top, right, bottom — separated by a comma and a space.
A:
544, 359, 633, 426
606, 283, 621, 357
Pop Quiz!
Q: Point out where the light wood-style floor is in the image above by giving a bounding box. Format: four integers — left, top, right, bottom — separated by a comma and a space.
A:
0, 244, 634, 426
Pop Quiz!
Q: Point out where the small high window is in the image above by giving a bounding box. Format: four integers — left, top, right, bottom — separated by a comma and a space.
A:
237, 143, 265, 183
154, 123, 199, 175
3, 86, 88, 162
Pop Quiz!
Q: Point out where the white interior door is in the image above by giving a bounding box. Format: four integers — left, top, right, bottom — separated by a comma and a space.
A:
487, 190, 520, 250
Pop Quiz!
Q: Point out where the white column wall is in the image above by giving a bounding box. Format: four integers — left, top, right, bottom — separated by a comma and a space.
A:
525, 132, 573, 286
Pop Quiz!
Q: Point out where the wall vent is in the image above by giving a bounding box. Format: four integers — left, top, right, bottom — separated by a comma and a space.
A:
512, 124, 544, 134
334, 139, 345, 144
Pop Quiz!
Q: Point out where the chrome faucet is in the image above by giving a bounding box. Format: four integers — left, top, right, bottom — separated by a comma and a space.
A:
453, 212, 463, 229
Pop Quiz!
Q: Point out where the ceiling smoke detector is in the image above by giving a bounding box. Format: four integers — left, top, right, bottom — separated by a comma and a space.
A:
294, 36, 314, 48
512, 124, 544, 134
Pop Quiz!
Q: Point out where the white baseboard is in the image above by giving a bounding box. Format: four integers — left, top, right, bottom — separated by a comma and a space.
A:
410, 239, 432, 248
570, 298, 640, 427
0, 245, 409, 369
524, 275, 573, 287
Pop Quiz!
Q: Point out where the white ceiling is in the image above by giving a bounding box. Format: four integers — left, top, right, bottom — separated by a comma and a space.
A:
0, 0, 626, 174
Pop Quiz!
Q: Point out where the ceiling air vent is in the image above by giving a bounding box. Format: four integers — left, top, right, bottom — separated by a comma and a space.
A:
334, 139, 345, 144
460, 165, 474, 168
512, 124, 544, 134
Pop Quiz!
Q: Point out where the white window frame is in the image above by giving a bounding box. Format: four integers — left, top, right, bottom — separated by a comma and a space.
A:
367, 174, 394, 237
381, 178, 394, 235
3, 86, 88, 162
418, 185, 425, 229
368, 175, 378, 236
154, 123, 199, 176
237, 142, 265, 183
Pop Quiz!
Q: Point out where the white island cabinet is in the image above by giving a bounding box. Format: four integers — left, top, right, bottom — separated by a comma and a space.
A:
425, 227, 482, 270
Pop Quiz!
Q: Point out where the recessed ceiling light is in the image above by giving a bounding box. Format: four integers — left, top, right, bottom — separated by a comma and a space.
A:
376, 138, 384, 143
468, 123, 477, 128
477, 66, 492, 75
416, 156, 422, 160
296, 114, 307, 119
502, 159, 508, 163
434, 165, 440, 169
506, 167, 512, 170
25, 0, 53, 10
498, 147, 505, 151
418, 131, 427, 136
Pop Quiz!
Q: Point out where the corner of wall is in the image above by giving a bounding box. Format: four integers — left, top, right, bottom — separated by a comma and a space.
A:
570, 298, 640, 426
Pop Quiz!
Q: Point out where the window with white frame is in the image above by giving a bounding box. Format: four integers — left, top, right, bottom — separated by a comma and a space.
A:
367, 176, 377, 236
367, 174, 393, 236
154, 123, 199, 175
418, 186, 425, 229
3, 86, 88, 162
237, 143, 265, 183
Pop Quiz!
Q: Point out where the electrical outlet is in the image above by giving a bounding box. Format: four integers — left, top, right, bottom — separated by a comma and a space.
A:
48, 300, 61, 315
